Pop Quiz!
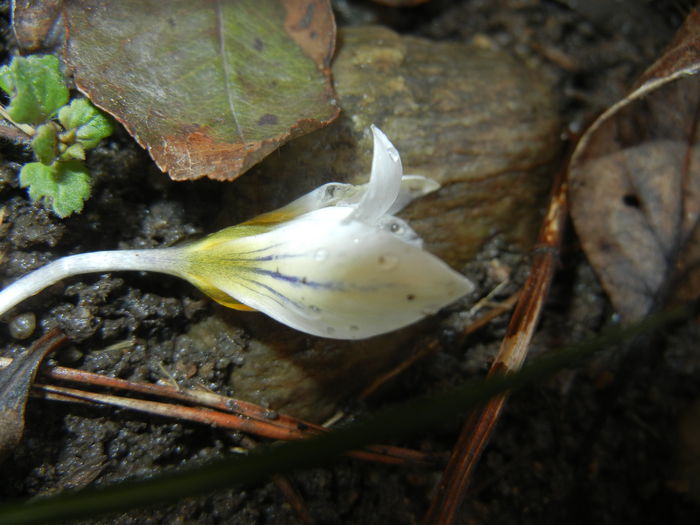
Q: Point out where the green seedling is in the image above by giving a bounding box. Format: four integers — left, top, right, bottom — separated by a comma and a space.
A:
0, 54, 113, 218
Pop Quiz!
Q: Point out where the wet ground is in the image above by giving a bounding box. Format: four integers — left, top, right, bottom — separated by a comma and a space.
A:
1, 1, 700, 523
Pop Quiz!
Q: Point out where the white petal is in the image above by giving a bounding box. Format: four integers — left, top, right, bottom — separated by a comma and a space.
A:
189, 207, 474, 339
244, 126, 438, 224
242, 182, 356, 225
376, 215, 423, 247
348, 125, 403, 223
388, 175, 440, 215
270, 174, 438, 220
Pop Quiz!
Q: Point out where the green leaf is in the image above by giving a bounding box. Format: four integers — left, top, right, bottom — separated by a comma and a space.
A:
30, 123, 58, 165
57, 98, 113, 149
19, 162, 52, 201
60, 143, 86, 161
0, 55, 69, 125
19, 160, 91, 218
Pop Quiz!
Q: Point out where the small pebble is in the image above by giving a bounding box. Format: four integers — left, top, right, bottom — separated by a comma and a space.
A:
9, 312, 36, 340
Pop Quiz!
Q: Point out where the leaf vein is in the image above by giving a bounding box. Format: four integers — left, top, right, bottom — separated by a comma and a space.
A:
215, 0, 245, 142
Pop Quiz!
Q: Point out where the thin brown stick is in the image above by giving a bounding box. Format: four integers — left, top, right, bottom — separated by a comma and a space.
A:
239, 435, 315, 525
460, 291, 521, 339
359, 291, 520, 401
1, 355, 433, 466
0, 122, 33, 143
28, 359, 300, 428
359, 339, 439, 400
0, 356, 306, 434
423, 163, 569, 524
35, 382, 308, 440
271, 473, 316, 525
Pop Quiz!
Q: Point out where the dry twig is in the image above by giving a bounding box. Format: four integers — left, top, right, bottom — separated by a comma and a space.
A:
359, 291, 521, 401
423, 161, 569, 524
0, 354, 433, 466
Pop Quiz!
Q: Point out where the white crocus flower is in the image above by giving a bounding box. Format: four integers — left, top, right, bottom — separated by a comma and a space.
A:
0, 126, 474, 339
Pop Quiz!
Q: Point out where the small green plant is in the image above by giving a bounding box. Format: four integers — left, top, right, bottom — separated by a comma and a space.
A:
0, 54, 113, 218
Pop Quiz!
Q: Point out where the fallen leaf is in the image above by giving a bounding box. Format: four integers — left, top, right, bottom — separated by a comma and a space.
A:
0, 329, 66, 463
569, 10, 700, 320
63, 0, 339, 181
11, 0, 64, 53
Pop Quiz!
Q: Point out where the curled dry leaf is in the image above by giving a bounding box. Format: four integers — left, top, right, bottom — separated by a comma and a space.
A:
11, 0, 64, 52
63, 0, 339, 181
569, 10, 700, 320
0, 329, 66, 463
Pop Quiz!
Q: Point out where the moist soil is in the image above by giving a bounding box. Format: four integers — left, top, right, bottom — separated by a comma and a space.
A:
2, 1, 700, 523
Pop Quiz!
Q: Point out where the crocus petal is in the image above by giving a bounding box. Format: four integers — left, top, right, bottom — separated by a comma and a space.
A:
244, 125, 436, 228
257, 174, 438, 226
245, 182, 356, 226
387, 175, 440, 215
348, 125, 403, 223
175, 125, 473, 339
182, 206, 474, 339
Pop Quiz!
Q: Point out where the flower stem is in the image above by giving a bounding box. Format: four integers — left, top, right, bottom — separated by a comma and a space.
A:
0, 249, 185, 316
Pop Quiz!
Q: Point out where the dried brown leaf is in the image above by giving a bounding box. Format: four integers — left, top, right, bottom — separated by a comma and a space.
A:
11, 0, 64, 52
63, 0, 339, 181
0, 329, 66, 462
569, 10, 700, 320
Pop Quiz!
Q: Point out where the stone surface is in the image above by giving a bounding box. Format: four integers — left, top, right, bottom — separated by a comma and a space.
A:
181, 312, 423, 420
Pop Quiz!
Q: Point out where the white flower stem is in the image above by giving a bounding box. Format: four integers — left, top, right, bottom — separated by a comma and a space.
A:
0, 248, 185, 316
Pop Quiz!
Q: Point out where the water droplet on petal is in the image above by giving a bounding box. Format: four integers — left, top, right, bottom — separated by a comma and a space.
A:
307, 305, 322, 319
387, 146, 400, 162
314, 249, 328, 261
377, 254, 399, 270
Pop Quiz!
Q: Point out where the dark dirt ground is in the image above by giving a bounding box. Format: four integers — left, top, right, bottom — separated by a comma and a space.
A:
2, 0, 700, 523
